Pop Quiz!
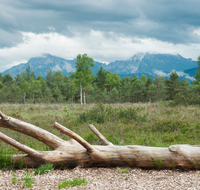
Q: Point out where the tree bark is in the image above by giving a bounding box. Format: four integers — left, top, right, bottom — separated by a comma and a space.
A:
1, 111, 200, 169
23, 92, 26, 104
80, 83, 82, 105
84, 90, 86, 104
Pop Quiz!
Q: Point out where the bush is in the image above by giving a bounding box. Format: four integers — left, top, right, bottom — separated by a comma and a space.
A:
77, 104, 148, 124
58, 178, 87, 189
34, 162, 54, 175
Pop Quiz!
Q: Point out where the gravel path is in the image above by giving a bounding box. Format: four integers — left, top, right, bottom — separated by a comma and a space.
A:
0, 167, 200, 190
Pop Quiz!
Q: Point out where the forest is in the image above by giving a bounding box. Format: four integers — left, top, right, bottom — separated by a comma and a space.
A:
0, 54, 200, 105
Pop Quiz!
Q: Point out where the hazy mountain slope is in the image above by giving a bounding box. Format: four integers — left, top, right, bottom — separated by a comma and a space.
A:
2, 54, 106, 78
184, 67, 198, 77
1, 53, 198, 80
105, 53, 198, 75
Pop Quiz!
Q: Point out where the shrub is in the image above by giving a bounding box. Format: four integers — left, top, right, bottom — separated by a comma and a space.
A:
77, 103, 147, 124
0, 148, 14, 170
34, 162, 54, 175
58, 178, 87, 189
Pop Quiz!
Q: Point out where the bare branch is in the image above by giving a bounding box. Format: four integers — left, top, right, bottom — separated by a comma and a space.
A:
0, 111, 9, 121
53, 122, 95, 153
88, 124, 113, 146
0, 132, 42, 157
0, 112, 66, 149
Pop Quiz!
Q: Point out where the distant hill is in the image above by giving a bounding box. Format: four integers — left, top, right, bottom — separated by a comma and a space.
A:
1, 53, 198, 80
107, 53, 197, 75
184, 67, 198, 77
2, 54, 106, 78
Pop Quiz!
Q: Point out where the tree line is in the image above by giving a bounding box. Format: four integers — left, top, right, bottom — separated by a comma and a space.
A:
0, 54, 200, 105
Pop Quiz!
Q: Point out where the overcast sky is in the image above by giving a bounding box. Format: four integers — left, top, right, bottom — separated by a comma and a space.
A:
0, 0, 200, 72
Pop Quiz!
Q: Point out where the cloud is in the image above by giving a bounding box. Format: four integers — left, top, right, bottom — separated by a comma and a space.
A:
52, 65, 61, 72
1, 0, 200, 49
153, 70, 169, 77
153, 69, 195, 81
0, 30, 200, 72
1, 0, 200, 72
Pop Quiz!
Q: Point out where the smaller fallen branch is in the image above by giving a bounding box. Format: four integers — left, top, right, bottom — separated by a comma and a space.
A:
1, 111, 200, 169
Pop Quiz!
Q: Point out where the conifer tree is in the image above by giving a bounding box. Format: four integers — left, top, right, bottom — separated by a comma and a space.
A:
193, 56, 200, 85
96, 66, 107, 91
165, 71, 179, 100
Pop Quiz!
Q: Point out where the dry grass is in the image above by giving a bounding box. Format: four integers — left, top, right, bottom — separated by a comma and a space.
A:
1, 102, 200, 153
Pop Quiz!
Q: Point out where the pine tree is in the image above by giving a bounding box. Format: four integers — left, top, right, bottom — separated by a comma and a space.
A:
193, 56, 200, 85
153, 75, 166, 101
165, 71, 179, 100
96, 66, 107, 91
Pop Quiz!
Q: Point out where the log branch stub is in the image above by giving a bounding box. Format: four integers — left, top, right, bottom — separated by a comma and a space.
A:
168, 145, 181, 152
0, 132, 42, 157
88, 124, 113, 146
0, 111, 9, 121
53, 122, 95, 153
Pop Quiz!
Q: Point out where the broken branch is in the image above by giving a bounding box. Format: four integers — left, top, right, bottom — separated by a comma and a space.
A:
88, 124, 113, 145
53, 122, 95, 153
0, 132, 42, 157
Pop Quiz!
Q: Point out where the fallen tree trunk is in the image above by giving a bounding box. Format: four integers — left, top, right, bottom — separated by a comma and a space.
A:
0, 111, 200, 169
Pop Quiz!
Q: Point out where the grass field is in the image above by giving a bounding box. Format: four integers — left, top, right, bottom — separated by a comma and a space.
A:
1, 102, 200, 155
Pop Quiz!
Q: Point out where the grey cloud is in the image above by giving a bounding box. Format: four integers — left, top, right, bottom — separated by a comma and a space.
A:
153, 69, 195, 81
0, 29, 23, 48
1, 0, 200, 48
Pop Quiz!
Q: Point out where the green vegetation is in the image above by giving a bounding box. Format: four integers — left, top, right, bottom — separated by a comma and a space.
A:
70, 53, 95, 105
34, 162, 54, 175
21, 172, 35, 188
77, 103, 147, 124
58, 178, 88, 189
116, 167, 122, 173
116, 167, 129, 173
1, 103, 200, 156
122, 167, 129, 173
1, 54, 200, 105
12, 171, 35, 188
0, 148, 14, 170
12, 172, 17, 184
154, 158, 163, 170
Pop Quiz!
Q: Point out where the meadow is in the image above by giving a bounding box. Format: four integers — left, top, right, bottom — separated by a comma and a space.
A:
1, 102, 200, 156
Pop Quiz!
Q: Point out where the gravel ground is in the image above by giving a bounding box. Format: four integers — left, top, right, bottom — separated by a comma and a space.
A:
0, 167, 200, 190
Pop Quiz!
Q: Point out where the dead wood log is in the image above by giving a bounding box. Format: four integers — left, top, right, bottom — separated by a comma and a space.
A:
0, 111, 200, 169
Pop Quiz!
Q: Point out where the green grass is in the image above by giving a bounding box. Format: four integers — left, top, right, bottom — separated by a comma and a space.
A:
154, 158, 163, 170
1, 102, 200, 156
122, 167, 129, 173
116, 167, 129, 173
34, 162, 54, 175
12, 172, 17, 184
58, 178, 88, 189
12, 171, 35, 188
0, 148, 14, 170
21, 172, 34, 188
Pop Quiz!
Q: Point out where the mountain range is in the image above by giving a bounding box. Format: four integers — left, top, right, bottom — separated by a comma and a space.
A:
1, 53, 198, 80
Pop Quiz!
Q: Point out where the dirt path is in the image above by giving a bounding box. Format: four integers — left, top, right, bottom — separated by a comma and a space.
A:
0, 167, 200, 190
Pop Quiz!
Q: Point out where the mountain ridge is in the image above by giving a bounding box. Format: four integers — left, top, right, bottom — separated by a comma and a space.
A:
1, 53, 198, 80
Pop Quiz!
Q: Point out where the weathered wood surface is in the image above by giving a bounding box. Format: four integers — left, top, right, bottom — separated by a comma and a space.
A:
0, 111, 200, 169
